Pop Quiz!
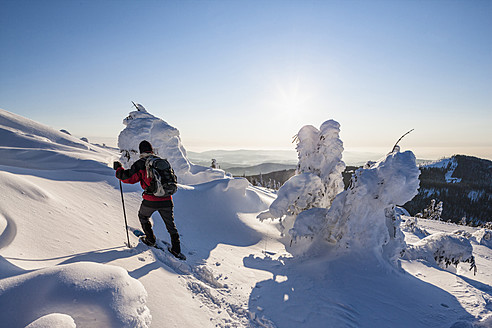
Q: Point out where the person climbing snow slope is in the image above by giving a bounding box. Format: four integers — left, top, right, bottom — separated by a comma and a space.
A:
114, 140, 183, 259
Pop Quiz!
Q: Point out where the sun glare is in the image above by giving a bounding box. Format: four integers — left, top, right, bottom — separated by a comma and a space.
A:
270, 76, 313, 119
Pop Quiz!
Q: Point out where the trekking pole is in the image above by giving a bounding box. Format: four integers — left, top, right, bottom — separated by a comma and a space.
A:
119, 180, 131, 248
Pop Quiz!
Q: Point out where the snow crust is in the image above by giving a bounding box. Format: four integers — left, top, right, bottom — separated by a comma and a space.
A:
117, 104, 228, 185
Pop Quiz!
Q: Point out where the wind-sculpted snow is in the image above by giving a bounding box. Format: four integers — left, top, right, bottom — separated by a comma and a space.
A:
472, 229, 492, 247
404, 232, 476, 274
0, 109, 117, 171
25, 313, 76, 328
0, 213, 17, 250
118, 104, 228, 185
0, 262, 151, 328
0, 109, 88, 150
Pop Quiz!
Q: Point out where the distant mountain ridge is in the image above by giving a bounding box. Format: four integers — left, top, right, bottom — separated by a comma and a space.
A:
187, 149, 298, 168
404, 155, 492, 224
226, 163, 296, 176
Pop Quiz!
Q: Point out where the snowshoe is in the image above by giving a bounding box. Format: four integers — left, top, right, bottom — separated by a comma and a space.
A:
168, 247, 187, 260
140, 236, 156, 247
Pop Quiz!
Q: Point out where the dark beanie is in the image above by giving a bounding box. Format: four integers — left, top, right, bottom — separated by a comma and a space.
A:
139, 140, 153, 154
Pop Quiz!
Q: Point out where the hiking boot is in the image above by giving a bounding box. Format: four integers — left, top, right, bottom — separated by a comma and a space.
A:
170, 233, 181, 254
141, 236, 156, 247
168, 246, 186, 260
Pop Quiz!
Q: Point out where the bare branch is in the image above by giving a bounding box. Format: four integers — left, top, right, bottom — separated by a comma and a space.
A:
390, 129, 414, 153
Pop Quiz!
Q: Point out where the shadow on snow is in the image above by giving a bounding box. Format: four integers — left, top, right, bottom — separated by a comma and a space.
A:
244, 251, 476, 328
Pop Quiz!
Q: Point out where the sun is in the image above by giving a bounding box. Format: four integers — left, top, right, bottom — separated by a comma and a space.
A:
271, 76, 313, 119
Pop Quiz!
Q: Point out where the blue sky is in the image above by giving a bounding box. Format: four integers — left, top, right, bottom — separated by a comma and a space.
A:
1, 0, 491, 160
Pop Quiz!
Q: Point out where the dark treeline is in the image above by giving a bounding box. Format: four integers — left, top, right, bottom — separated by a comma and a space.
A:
403, 155, 492, 225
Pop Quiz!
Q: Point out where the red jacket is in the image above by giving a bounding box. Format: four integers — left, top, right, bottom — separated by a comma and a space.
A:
116, 156, 172, 201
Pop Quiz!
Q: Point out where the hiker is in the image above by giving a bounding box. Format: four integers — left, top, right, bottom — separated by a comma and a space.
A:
113, 140, 182, 258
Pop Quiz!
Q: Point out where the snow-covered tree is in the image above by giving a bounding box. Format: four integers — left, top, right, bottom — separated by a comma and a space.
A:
459, 217, 467, 226
433, 201, 443, 220
421, 199, 443, 221
401, 217, 430, 238
404, 232, 477, 274
118, 103, 228, 184
292, 150, 421, 263
473, 228, 492, 247
258, 120, 421, 265
258, 120, 345, 234
211, 159, 218, 169
316, 120, 346, 207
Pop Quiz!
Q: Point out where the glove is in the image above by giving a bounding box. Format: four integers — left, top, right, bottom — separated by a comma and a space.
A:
113, 161, 122, 170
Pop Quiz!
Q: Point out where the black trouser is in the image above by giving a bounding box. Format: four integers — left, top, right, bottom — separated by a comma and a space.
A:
138, 202, 179, 248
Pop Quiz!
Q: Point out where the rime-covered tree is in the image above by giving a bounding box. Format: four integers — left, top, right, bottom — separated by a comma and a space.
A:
421, 199, 443, 221
118, 103, 227, 184
259, 123, 421, 265
258, 119, 345, 234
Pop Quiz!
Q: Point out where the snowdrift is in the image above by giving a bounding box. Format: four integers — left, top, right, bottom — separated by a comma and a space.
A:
404, 232, 476, 274
0, 262, 150, 327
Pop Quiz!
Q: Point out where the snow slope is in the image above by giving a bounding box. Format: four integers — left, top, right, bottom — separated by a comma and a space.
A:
0, 108, 491, 327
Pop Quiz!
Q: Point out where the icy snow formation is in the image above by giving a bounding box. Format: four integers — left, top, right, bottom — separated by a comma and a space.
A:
404, 232, 476, 274
118, 104, 228, 185
473, 229, 492, 247
0, 262, 151, 328
297, 150, 421, 262
258, 120, 345, 234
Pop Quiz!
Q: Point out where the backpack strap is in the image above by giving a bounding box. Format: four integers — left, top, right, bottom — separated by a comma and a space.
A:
143, 156, 157, 191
